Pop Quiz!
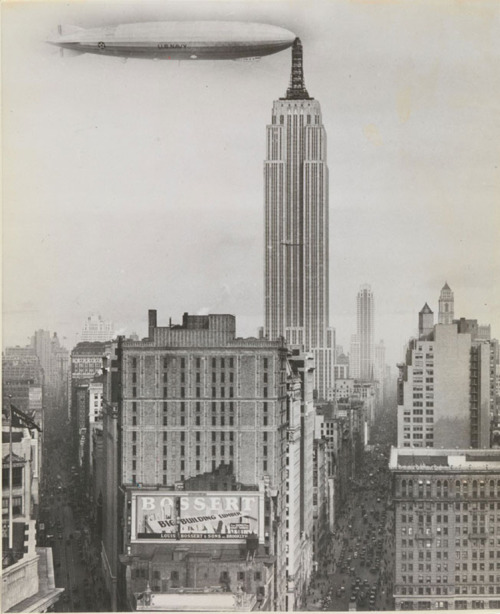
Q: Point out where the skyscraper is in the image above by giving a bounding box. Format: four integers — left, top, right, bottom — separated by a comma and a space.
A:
356, 284, 375, 381
397, 285, 496, 449
264, 38, 334, 399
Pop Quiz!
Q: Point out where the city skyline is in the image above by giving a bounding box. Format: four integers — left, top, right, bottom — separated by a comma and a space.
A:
3, 0, 499, 368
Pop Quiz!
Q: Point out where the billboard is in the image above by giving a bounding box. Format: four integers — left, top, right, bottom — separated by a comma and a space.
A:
131, 491, 264, 544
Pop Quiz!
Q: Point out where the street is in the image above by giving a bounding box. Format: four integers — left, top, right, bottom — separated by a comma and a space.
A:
37, 405, 109, 612
303, 443, 395, 611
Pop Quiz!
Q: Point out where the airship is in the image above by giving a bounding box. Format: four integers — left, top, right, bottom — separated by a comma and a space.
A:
48, 21, 296, 61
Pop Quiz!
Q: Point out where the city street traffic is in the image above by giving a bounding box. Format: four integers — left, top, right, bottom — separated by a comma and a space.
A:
37, 406, 108, 612
303, 405, 397, 612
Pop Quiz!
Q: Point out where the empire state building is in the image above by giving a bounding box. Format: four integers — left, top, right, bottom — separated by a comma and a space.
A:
264, 38, 335, 398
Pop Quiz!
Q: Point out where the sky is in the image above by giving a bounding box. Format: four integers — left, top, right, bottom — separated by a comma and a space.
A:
2, 0, 500, 367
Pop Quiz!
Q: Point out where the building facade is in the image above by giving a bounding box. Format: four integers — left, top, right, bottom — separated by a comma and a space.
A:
263, 38, 334, 400
390, 447, 500, 611
356, 284, 375, 381
81, 314, 115, 343
438, 283, 454, 325
397, 287, 495, 449
100, 311, 291, 611
2, 418, 63, 611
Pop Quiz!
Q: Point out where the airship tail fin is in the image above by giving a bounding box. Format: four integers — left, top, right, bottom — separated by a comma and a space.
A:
58, 24, 85, 37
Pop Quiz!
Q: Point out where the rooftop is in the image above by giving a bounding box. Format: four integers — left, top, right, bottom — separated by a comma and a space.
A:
389, 446, 500, 471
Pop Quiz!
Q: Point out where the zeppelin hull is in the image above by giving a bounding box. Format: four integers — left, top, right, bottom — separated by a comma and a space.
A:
49, 21, 296, 61
58, 40, 294, 60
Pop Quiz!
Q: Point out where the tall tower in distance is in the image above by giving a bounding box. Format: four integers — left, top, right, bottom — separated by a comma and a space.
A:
357, 284, 375, 380
264, 38, 335, 399
438, 282, 454, 324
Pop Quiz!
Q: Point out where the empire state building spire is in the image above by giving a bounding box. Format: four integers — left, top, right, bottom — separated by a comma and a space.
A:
285, 38, 311, 100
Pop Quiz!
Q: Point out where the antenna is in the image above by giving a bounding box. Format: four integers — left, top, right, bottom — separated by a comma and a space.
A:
285, 38, 311, 100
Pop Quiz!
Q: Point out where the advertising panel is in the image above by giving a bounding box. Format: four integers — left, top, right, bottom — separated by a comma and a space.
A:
131, 491, 263, 544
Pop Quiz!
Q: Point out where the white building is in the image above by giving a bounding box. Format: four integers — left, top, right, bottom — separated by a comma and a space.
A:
81, 314, 114, 343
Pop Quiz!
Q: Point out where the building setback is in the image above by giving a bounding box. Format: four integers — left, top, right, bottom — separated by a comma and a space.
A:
390, 447, 500, 611
264, 38, 335, 400
100, 311, 291, 611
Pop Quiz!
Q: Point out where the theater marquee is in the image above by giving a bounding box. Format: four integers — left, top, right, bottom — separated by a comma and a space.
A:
130, 491, 264, 544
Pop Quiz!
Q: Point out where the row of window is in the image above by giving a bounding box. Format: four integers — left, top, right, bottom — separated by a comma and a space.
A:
399, 586, 448, 595
131, 356, 270, 370
457, 550, 500, 559
399, 478, 500, 497
400, 539, 449, 548
455, 563, 500, 571
132, 386, 240, 399
401, 563, 449, 572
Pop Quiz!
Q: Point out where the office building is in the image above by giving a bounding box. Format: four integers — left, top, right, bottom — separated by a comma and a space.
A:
374, 339, 386, 405
390, 447, 500, 611
349, 335, 361, 380
81, 314, 115, 343
397, 286, 495, 449
285, 351, 315, 609
30, 331, 69, 405
69, 341, 106, 418
100, 311, 290, 611
333, 352, 349, 382
355, 284, 375, 381
2, 415, 63, 611
264, 38, 335, 399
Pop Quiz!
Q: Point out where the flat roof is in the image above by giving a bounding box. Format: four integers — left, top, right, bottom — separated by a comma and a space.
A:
389, 446, 500, 471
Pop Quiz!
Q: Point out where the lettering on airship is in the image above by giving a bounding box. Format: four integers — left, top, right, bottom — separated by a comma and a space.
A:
157, 43, 187, 49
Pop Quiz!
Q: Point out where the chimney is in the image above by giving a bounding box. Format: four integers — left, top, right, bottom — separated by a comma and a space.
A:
148, 310, 157, 340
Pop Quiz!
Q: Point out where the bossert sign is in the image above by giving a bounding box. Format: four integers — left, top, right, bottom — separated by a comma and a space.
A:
130, 491, 264, 544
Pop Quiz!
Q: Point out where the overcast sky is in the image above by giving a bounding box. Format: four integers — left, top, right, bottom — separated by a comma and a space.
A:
2, 0, 499, 366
